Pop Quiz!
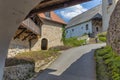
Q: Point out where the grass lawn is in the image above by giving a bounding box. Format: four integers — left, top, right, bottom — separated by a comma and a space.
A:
5, 50, 60, 67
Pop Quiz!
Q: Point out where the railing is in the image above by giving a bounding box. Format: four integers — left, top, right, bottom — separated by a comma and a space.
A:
22, 18, 41, 35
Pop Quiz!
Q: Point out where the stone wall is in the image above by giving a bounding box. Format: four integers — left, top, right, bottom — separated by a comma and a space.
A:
3, 64, 34, 80
8, 38, 30, 57
107, 0, 120, 54
3, 55, 58, 80
31, 19, 64, 50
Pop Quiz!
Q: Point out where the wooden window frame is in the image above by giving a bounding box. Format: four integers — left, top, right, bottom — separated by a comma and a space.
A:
45, 12, 51, 18
108, 0, 113, 5
86, 24, 89, 30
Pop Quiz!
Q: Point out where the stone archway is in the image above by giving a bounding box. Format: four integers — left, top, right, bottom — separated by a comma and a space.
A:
41, 38, 48, 50
0, 0, 42, 79
107, 0, 120, 54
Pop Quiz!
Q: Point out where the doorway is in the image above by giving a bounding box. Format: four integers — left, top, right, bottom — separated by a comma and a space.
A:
41, 38, 48, 50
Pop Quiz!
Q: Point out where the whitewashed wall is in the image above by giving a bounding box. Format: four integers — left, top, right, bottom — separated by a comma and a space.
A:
65, 21, 92, 38
102, 0, 118, 31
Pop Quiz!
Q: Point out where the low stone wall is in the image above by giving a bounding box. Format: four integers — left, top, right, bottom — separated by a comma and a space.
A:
3, 56, 58, 80
3, 64, 35, 80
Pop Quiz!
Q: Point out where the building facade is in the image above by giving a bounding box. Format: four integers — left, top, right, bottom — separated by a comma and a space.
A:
66, 5, 102, 38
8, 11, 66, 57
102, 0, 118, 31
66, 21, 92, 38
31, 11, 66, 51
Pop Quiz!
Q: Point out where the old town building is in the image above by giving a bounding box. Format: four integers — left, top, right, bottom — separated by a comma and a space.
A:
66, 5, 102, 38
8, 11, 66, 57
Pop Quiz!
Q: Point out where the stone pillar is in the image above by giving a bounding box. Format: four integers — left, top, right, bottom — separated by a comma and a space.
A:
0, 0, 42, 79
107, 0, 120, 54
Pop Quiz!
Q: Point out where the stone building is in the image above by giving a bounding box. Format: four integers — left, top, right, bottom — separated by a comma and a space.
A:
8, 11, 66, 57
32, 11, 66, 50
65, 5, 102, 38
102, 0, 118, 31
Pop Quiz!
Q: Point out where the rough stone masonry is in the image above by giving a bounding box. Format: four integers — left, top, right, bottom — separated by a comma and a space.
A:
107, 0, 120, 54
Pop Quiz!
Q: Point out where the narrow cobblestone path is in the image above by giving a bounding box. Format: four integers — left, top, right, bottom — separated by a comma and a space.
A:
35, 43, 106, 80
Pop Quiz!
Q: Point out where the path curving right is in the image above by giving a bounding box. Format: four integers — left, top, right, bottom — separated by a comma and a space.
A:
35, 43, 106, 80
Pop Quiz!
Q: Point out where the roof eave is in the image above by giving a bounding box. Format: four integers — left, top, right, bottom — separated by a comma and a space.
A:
30, 0, 91, 14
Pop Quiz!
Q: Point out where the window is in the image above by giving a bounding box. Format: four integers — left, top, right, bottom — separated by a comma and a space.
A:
81, 27, 83, 29
66, 31, 68, 33
72, 29, 74, 32
108, 0, 113, 5
86, 24, 89, 30
96, 27, 99, 32
45, 12, 51, 18
30, 15, 41, 26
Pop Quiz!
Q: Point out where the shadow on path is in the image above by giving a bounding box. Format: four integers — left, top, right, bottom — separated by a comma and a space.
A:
35, 49, 96, 80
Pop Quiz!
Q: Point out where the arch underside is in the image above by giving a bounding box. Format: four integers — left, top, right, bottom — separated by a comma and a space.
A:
0, 0, 90, 79
0, 0, 42, 79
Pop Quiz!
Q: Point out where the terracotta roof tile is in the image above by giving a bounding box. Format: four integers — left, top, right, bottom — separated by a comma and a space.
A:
38, 11, 66, 25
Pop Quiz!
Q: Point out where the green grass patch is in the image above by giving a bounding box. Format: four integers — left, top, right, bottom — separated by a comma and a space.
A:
49, 46, 72, 51
98, 32, 107, 42
5, 50, 60, 67
63, 37, 86, 47
95, 46, 120, 80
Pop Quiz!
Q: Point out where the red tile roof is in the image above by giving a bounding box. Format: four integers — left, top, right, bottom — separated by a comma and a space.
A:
38, 11, 66, 25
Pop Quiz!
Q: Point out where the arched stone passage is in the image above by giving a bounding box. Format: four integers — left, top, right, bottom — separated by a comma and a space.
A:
0, 0, 42, 79
41, 38, 48, 50
107, 0, 120, 54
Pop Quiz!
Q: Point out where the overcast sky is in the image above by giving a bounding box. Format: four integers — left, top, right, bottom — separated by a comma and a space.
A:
55, 0, 102, 22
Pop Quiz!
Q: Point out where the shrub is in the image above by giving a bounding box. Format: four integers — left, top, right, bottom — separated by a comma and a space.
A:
63, 37, 86, 47
99, 37, 106, 42
95, 46, 120, 80
98, 32, 107, 42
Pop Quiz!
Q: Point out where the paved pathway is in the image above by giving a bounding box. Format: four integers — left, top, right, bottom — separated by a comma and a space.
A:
35, 43, 106, 80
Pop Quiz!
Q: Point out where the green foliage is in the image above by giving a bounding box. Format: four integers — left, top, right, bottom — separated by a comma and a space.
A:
95, 46, 120, 80
63, 37, 86, 47
61, 26, 86, 47
98, 32, 107, 42
99, 37, 107, 42
61, 26, 66, 42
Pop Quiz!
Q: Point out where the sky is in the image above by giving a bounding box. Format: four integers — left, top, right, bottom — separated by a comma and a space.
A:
55, 0, 102, 22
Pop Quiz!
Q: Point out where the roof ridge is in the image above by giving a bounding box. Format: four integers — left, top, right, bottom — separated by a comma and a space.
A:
69, 4, 102, 22
38, 11, 66, 25
66, 4, 102, 28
